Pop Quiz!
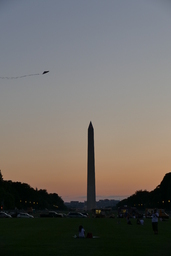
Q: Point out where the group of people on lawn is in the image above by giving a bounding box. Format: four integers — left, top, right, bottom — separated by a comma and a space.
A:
126, 208, 159, 234
77, 208, 159, 238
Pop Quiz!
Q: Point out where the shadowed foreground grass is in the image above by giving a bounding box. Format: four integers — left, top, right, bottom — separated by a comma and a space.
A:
0, 217, 171, 256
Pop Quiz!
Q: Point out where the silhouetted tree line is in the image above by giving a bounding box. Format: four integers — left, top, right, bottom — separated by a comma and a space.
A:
117, 173, 171, 210
0, 171, 67, 210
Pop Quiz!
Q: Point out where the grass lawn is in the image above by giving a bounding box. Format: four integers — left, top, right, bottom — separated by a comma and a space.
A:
0, 217, 171, 256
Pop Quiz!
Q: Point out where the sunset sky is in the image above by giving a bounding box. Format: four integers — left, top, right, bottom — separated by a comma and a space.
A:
1, 0, 171, 202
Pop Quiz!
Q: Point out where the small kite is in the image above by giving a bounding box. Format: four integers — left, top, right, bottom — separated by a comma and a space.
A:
42, 71, 49, 75
0, 71, 49, 79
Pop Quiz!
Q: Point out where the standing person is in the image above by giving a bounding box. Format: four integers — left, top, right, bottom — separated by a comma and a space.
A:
152, 209, 159, 234
78, 225, 85, 238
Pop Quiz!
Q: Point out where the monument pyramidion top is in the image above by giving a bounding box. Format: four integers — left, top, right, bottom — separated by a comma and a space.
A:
89, 121, 93, 128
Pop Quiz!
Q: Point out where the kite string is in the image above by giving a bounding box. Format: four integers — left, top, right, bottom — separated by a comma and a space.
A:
0, 73, 40, 79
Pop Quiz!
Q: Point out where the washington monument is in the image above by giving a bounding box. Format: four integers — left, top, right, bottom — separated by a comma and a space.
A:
87, 122, 96, 210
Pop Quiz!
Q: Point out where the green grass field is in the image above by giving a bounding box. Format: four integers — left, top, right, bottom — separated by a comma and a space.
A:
0, 217, 171, 256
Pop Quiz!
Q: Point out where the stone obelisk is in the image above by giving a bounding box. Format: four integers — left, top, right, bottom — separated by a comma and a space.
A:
87, 122, 96, 210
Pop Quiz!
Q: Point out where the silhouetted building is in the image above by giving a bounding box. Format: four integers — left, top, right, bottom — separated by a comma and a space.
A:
87, 122, 96, 210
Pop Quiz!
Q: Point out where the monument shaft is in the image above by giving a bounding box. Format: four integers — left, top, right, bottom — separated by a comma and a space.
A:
87, 122, 96, 210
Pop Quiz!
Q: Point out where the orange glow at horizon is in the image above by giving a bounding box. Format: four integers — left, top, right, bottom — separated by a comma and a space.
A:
2, 129, 170, 202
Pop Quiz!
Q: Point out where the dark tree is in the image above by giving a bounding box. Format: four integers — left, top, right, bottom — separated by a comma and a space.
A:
117, 172, 171, 210
0, 170, 67, 210
0, 170, 3, 183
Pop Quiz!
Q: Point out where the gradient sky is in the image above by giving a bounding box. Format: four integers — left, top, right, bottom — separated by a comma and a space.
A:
1, 0, 171, 202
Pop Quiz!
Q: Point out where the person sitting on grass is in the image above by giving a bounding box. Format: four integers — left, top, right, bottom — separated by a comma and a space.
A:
137, 218, 144, 225
137, 218, 141, 225
78, 225, 85, 238
126, 216, 132, 225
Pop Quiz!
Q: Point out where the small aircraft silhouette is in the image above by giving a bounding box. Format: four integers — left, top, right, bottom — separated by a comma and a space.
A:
42, 71, 49, 75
